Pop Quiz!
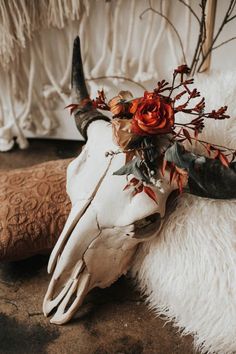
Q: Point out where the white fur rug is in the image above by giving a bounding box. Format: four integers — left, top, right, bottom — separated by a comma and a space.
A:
132, 72, 236, 354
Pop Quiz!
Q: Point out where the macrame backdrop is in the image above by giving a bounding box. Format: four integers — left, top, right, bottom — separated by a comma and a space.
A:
1, 0, 236, 151
0, 0, 203, 151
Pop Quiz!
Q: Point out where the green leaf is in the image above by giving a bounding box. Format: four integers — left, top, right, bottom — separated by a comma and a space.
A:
164, 142, 196, 169
113, 157, 149, 182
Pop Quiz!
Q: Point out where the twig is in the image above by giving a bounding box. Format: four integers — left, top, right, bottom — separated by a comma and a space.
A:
228, 0, 236, 17
228, 14, 236, 22
86, 76, 147, 91
197, 0, 236, 72
140, 0, 187, 64
178, 0, 201, 24
105, 145, 155, 157
189, 0, 207, 76
212, 36, 236, 50
178, 133, 236, 152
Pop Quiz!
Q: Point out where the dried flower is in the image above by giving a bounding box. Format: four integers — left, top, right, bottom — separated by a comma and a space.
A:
108, 91, 133, 117
78, 65, 235, 192
174, 65, 190, 75
93, 90, 110, 110
112, 118, 136, 150
131, 93, 174, 135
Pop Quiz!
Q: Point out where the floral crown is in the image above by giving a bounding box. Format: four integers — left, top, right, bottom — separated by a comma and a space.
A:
68, 65, 236, 202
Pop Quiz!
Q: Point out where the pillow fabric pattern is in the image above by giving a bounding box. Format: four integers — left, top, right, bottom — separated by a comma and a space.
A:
0, 158, 71, 261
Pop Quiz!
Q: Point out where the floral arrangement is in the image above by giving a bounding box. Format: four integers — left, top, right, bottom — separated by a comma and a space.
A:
68, 65, 236, 202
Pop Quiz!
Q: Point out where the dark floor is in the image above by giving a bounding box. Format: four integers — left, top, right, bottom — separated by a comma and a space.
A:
0, 139, 197, 354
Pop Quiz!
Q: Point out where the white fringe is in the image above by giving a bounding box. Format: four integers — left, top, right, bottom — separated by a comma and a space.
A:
121, 0, 135, 76
91, 1, 111, 77
147, 0, 167, 79
0, 0, 215, 150
106, 0, 122, 77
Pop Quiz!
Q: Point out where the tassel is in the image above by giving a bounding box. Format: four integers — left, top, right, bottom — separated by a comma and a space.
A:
60, 23, 74, 88
79, 0, 91, 78
0, 95, 14, 152
166, 2, 180, 66
106, 0, 122, 77
8, 74, 29, 150
134, 2, 154, 82
0, 96, 4, 127
147, 0, 167, 79
121, 0, 135, 76
18, 46, 35, 129
36, 38, 69, 104
91, 1, 111, 77
184, 0, 191, 56
47, 0, 65, 28
0, 123, 15, 152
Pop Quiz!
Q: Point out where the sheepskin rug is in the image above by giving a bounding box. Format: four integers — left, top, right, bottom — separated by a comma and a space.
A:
132, 71, 236, 354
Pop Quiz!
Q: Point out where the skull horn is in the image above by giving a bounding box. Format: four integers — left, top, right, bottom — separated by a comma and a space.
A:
71, 36, 110, 139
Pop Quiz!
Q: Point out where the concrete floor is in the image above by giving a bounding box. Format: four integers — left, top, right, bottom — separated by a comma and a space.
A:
0, 139, 197, 354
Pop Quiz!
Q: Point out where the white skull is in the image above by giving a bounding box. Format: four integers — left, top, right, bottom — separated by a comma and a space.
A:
43, 119, 178, 324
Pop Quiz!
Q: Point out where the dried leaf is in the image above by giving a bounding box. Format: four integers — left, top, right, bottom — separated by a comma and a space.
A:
177, 174, 185, 193
143, 186, 158, 204
125, 151, 136, 164
161, 159, 167, 176
183, 128, 192, 145
118, 91, 133, 100
175, 102, 189, 111
123, 177, 139, 191
130, 177, 139, 185
219, 152, 229, 168
194, 129, 199, 140
205, 143, 211, 156
169, 165, 175, 184
65, 103, 79, 115
214, 149, 220, 159
175, 90, 187, 101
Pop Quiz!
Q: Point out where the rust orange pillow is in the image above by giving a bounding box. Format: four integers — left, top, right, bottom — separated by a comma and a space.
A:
0, 159, 71, 261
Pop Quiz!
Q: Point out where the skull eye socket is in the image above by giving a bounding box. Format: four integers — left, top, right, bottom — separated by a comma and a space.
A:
134, 213, 162, 239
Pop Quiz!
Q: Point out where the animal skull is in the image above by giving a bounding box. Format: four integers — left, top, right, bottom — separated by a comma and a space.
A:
43, 37, 178, 324
43, 119, 178, 324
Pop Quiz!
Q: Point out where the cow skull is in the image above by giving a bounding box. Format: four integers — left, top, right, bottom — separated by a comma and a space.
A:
43, 37, 178, 325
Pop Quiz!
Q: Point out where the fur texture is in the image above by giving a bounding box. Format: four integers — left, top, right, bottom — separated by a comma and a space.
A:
132, 72, 236, 354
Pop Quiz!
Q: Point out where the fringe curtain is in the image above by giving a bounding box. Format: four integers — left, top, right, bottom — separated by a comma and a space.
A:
0, 0, 192, 151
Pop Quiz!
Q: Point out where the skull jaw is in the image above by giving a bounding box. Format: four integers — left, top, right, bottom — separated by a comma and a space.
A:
43, 210, 167, 325
43, 225, 139, 325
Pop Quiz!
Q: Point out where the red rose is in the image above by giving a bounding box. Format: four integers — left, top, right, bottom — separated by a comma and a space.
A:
131, 93, 174, 135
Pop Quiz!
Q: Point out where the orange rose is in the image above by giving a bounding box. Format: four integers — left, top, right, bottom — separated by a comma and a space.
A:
131, 94, 174, 136
108, 91, 133, 117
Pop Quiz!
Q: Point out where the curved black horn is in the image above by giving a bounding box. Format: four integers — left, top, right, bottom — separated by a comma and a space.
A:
71, 36, 90, 102
165, 142, 236, 199
71, 36, 110, 139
